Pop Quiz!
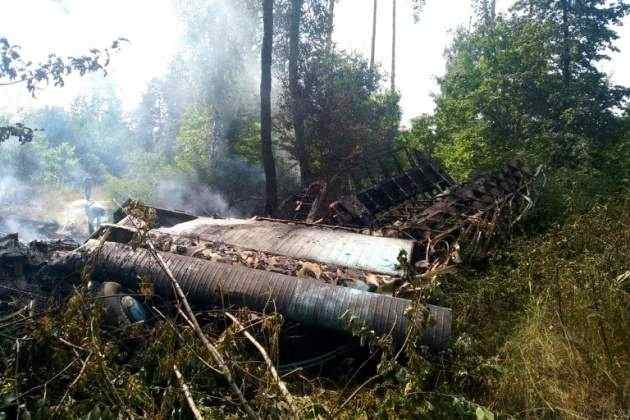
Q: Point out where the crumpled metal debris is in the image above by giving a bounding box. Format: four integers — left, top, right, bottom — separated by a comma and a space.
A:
149, 231, 391, 293
276, 159, 542, 299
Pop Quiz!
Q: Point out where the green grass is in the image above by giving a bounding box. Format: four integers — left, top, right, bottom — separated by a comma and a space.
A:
335, 175, 629, 419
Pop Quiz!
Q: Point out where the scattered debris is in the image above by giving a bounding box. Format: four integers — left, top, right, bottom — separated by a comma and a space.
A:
1, 154, 541, 381
279, 149, 454, 225
279, 158, 542, 298
373, 160, 542, 279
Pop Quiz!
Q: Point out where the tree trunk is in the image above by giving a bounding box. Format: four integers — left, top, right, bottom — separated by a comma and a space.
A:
560, 0, 571, 86
391, 0, 396, 91
290, 0, 311, 186
370, 0, 377, 70
326, 0, 335, 52
482, 0, 496, 26
261, 0, 277, 215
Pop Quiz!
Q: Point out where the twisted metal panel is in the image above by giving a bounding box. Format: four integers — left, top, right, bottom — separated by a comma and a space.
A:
89, 242, 451, 350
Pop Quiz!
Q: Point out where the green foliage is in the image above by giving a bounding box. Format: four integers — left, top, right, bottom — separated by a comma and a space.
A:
492, 199, 629, 417
400, 1, 629, 179
68, 87, 133, 176
103, 151, 175, 205
0, 286, 298, 418
0, 88, 133, 197
278, 50, 401, 183
174, 105, 213, 179
330, 167, 627, 418
0, 135, 81, 187
173, 0, 259, 141
231, 119, 262, 165
31, 140, 81, 186
398, 114, 437, 154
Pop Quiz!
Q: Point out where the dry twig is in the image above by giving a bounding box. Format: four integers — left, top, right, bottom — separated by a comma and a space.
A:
145, 241, 260, 420
173, 364, 204, 420
225, 311, 299, 418
116, 202, 259, 418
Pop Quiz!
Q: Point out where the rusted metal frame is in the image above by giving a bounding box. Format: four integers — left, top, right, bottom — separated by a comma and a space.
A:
360, 162, 380, 186
356, 191, 381, 214
375, 165, 403, 203
417, 152, 456, 188
413, 154, 448, 195
382, 155, 416, 200
400, 154, 427, 192
404, 149, 420, 169
388, 153, 421, 199
363, 189, 393, 211
429, 156, 457, 187
381, 179, 407, 204
411, 165, 441, 195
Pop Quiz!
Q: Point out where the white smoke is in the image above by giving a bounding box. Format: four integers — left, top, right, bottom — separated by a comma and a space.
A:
1, 0, 267, 241
0, 167, 34, 236
154, 178, 235, 217
0, 149, 99, 242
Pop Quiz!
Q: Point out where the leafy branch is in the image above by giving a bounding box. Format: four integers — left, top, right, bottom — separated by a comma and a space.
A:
0, 123, 35, 143
411, 0, 427, 23
0, 36, 126, 143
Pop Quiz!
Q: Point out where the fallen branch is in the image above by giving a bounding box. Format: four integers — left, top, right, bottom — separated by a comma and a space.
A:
145, 241, 259, 420
333, 372, 382, 416
225, 312, 299, 418
58, 351, 93, 407
173, 364, 204, 420
116, 202, 259, 419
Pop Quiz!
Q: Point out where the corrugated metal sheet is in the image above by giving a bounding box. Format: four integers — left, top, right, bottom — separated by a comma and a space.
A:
156, 218, 417, 276
87, 241, 451, 350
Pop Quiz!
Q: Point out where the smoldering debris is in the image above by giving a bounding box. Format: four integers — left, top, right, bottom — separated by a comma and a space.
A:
281, 157, 542, 291
0, 232, 78, 310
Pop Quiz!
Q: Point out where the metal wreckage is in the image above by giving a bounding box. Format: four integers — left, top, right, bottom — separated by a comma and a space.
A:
0, 147, 541, 367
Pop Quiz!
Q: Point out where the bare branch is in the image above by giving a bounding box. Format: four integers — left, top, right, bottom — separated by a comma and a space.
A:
225, 311, 299, 418
173, 364, 204, 420
145, 240, 260, 420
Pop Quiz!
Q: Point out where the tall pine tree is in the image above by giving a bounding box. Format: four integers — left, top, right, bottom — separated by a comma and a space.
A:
413, 0, 630, 177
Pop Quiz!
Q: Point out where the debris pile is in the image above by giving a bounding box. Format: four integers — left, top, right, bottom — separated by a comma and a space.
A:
79, 240, 451, 349
279, 149, 455, 226
374, 161, 541, 276
279, 157, 542, 298
0, 232, 78, 317
149, 232, 393, 293
81, 209, 452, 349
1, 152, 541, 375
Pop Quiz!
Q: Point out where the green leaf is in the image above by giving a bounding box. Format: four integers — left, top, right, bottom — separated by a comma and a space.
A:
476, 406, 495, 420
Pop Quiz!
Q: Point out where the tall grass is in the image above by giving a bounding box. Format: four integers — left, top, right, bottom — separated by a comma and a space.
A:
491, 200, 629, 418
